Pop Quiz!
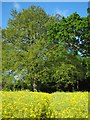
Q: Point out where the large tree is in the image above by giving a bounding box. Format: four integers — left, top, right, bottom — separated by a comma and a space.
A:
2, 6, 90, 92
2, 5, 58, 91
47, 12, 90, 91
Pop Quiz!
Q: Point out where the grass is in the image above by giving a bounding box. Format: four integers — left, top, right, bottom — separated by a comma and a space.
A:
1, 91, 88, 119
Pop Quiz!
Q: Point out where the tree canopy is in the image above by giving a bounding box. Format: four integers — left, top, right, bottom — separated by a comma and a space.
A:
2, 5, 90, 92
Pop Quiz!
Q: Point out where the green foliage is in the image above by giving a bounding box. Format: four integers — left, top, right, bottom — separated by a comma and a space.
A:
2, 5, 52, 91
83, 57, 90, 78
48, 12, 89, 56
2, 5, 90, 92
47, 12, 90, 91
0, 27, 2, 82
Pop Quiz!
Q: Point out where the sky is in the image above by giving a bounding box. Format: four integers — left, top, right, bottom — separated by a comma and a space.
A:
2, 2, 88, 29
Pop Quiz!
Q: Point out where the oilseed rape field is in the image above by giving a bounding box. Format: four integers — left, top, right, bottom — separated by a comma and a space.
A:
1, 91, 88, 119
0, 92, 2, 120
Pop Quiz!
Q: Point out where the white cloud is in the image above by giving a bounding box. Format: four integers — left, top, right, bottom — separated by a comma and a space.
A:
13, 2, 21, 11
55, 9, 69, 17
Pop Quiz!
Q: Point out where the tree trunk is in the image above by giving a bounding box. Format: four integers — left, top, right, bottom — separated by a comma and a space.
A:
72, 86, 74, 92
33, 79, 37, 92
77, 80, 79, 91
0, 82, 2, 90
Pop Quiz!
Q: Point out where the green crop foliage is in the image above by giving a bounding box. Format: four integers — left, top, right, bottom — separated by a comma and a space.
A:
1, 91, 88, 119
